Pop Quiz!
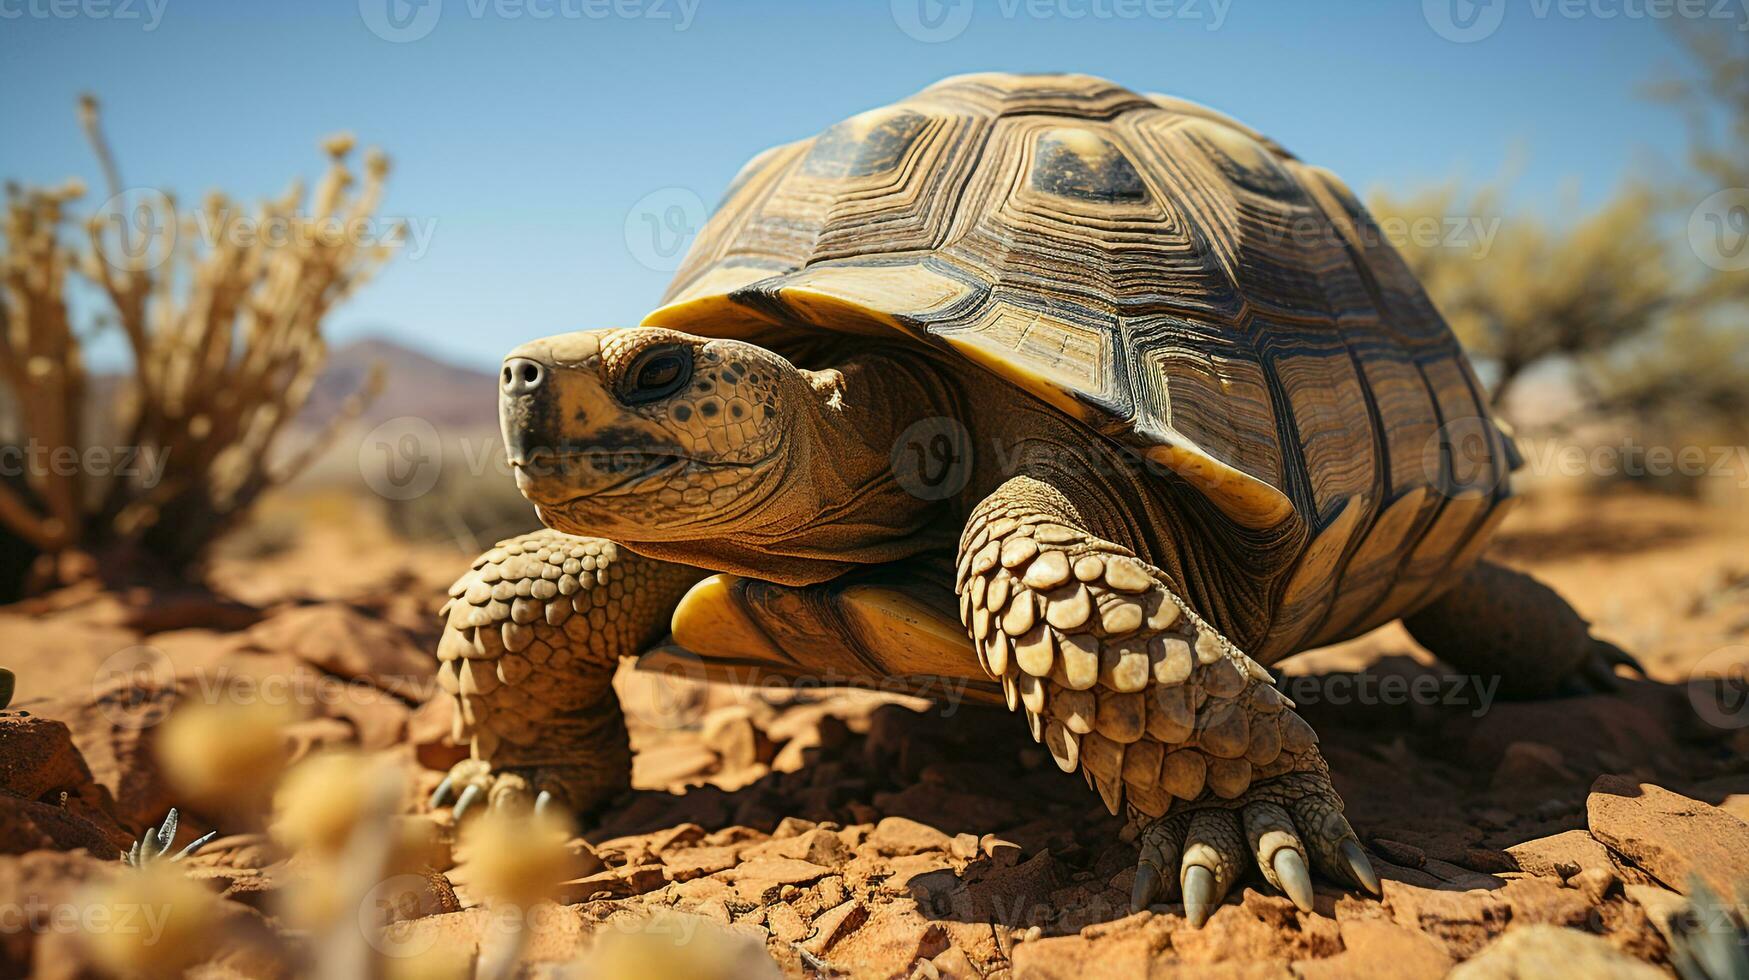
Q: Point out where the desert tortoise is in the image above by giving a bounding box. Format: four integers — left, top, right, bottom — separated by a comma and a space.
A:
430, 73, 1636, 924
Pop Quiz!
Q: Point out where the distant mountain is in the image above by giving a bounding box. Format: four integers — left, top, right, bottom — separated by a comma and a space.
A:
300, 337, 500, 433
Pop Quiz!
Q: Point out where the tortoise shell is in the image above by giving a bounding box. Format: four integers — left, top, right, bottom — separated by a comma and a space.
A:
644, 72, 1517, 656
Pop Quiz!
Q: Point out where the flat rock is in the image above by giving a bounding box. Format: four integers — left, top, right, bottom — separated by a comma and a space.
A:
0, 716, 125, 843
1381, 879, 1507, 959
720, 857, 832, 903
1009, 926, 1161, 979
1587, 775, 1749, 901
803, 898, 868, 955
869, 815, 951, 856
1505, 830, 1617, 880
819, 904, 949, 979
1448, 924, 1664, 979
663, 845, 739, 882
1293, 918, 1453, 979
554, 864, 667, 903
750, 827, 850, 867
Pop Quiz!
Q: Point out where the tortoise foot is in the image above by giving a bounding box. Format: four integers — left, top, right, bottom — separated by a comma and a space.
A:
1128, 761, 1379, 924
957, 477, 1380, 928
429, 758, 620, 823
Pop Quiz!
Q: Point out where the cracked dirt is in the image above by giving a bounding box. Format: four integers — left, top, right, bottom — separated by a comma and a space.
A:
3, 488, 1749, 977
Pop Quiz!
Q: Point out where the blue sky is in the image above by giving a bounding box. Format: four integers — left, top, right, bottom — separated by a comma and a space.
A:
0, 0, 1720, 369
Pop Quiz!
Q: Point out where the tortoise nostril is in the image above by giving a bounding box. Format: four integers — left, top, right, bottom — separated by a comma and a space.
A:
502, 357, 544, 396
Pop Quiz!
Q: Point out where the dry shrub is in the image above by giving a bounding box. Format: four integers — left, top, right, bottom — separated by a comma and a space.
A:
1368, 25, 1749, 491
0, 96, 393, 596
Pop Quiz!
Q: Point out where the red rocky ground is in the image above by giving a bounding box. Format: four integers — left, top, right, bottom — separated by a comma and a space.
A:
3, 489, 1748, 977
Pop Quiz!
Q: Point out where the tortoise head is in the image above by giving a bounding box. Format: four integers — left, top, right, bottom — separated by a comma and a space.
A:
498, 327, 799, 540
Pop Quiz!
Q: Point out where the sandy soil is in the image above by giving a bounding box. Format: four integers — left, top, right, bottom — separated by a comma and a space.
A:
3, 487, 1748, 977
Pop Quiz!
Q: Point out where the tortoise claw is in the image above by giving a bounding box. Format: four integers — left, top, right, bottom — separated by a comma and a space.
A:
428, 775, 455, 808
1130, 862, 1162, 913
1340, 838, 1380, 896
1273, 848, 1315, 912
1182, 865, 1216, 928
452, 784, 483, 821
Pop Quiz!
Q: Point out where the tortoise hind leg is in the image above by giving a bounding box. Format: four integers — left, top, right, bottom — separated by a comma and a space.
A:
1402, 560, 1644, 698
428, 530, 703, 820
959, 476, 1378, 926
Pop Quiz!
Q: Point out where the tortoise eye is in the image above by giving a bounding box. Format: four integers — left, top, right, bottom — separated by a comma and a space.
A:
620, 344, 693, 405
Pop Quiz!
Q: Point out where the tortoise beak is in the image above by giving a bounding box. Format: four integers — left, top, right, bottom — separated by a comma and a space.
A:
498, 332, 604, 469
498, 330, 687, 506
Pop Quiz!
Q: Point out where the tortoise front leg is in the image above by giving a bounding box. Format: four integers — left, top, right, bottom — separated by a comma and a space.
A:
957, 476, 1378, 926
1403, 559, 1644, 697
429, 529, 702, 819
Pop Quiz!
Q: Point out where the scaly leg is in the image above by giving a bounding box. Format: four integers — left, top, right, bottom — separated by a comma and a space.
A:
428, 529, 702, 818
957, 477, 1378, 926
1403, 559, 1644, 698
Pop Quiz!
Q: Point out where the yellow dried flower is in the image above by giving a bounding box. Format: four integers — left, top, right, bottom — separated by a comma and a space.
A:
156, 700, 293, 814
453, 809, 577, 909
78, 862, 220, 980
365, 149, 391, 179
321, 132, 357, 158
271, 751, 403, 858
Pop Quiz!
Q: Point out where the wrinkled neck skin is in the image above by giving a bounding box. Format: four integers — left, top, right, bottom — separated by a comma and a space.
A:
620, 346, 965, 586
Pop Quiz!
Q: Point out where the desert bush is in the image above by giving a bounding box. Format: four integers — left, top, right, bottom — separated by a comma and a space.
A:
1369, 25, 1749, 467
0, 96, 394, 597
1370, 180, 1679, 413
